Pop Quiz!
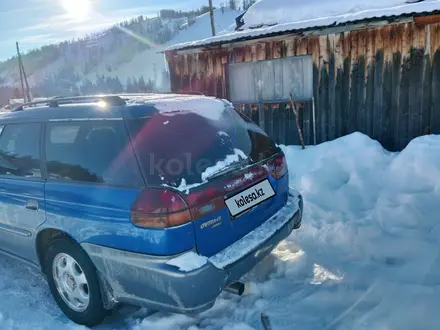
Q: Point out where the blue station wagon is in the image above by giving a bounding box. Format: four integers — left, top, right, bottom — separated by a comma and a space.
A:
0, 94, 303, 326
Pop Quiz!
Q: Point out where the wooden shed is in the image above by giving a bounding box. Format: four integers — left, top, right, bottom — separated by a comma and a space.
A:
164, 1, 440, 151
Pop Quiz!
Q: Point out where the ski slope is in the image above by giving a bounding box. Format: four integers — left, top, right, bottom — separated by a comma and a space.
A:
0, 132, 439, 329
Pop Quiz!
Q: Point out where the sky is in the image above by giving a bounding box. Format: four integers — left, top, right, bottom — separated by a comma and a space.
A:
0, 0, 228, 60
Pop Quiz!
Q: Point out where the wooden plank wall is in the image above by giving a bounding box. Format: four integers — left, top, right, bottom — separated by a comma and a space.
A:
165, 21, 440, 151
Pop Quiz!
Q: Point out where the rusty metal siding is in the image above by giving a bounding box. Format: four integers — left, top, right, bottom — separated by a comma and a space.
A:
165, 20, 440, 151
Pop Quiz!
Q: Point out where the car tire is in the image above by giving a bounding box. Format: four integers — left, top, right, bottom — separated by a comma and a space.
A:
44, 237, 106, 326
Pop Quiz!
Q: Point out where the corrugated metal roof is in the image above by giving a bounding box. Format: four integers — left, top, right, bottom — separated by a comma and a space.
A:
165, 0, 440, 52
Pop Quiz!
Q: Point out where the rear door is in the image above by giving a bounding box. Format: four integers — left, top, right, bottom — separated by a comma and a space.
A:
125, 104, 288, 257
0, 123, 46, 263
43, 120, 148, 253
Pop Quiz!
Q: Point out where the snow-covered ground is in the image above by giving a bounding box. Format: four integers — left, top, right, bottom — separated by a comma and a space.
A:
1, 132, 440, 329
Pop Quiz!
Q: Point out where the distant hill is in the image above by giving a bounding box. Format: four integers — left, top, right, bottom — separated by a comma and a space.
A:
0, 7, 241, 104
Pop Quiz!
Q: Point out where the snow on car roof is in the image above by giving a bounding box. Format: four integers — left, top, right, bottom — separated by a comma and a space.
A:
165, 0, 440, 52
125, 93, 232, 121
124, 93, 218, 105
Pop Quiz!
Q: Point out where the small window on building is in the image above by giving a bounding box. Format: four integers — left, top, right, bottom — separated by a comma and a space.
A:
45, 121, 144, 186
0, 124, 42, 178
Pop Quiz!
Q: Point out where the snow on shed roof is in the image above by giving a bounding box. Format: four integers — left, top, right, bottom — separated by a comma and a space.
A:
165, 0, 440, 52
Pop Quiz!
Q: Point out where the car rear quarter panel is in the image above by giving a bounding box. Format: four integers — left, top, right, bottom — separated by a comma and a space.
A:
42, 182, 196, 255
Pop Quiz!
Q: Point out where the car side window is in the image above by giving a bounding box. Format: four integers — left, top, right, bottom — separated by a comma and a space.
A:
0, 123, 42, 178
45, 121, 144, 186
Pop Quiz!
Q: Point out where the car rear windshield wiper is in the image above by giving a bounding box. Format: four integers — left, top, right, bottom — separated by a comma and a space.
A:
206, 159, 250, 181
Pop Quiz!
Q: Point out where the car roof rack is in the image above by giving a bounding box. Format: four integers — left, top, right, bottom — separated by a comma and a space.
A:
117, 92, 205, 100
11, 92, 208, 112
12, 95, 126, 112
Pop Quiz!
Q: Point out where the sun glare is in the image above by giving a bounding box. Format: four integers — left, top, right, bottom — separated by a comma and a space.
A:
61, 0, 92, 21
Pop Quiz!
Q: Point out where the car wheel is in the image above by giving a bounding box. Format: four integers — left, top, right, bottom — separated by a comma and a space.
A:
44, 238, 106, 326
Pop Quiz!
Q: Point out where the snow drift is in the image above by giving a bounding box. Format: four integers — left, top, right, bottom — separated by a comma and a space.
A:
1, 132, 440, 329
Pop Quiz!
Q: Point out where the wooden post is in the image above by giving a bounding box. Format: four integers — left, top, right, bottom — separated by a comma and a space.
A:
312, 96, 317, 145
208, 0, 216, 36
261, 313, 272, 330
258, 103, 265, 129
290, 93, 305, 149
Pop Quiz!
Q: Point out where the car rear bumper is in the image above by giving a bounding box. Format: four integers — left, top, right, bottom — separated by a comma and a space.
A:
82, 189, 303, 314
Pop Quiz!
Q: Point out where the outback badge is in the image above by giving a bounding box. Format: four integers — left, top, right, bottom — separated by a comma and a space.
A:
200, 216, 222, 229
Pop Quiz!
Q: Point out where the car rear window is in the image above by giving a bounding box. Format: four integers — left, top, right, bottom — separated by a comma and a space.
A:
125, 106, 279, 188
45, 120, 144, 187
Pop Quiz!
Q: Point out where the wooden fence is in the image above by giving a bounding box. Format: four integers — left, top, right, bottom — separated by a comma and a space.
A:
233, 102, 314, 146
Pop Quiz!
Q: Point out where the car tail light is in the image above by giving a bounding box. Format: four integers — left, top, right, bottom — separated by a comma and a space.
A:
130, 189, 193, 228
268, 153, 288, 179
185, 187, 225, 218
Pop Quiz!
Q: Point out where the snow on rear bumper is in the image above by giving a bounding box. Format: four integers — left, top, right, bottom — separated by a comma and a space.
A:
82, 188, 302, 314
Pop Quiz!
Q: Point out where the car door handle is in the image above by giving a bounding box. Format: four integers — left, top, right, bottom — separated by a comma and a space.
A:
25, 200, 39, 211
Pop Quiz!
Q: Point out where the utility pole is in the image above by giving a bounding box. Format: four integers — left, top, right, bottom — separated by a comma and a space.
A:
22, 60, 31, 103
16, 42, 31, 103
16, 43, 26, 103
208, 0, 216, 36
